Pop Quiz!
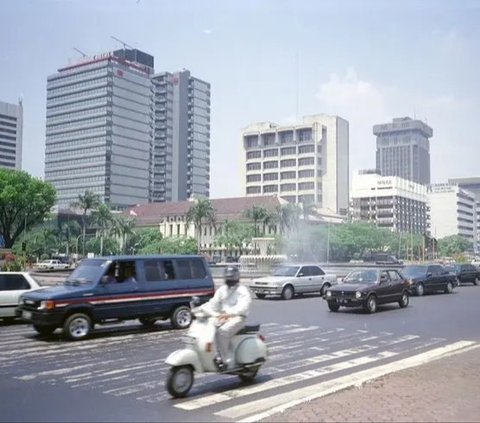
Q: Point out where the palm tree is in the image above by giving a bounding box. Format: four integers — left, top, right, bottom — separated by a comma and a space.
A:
111, 215, 136, 254
244, 206, 269, 237
91, 204, 113, 256
273, 203, 300, 235
56, 220, 81, 256
185, 198, 216, 251
71, 190, 101, 256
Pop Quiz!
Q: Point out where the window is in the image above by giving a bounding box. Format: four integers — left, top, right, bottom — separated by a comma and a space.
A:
280, 159, 296, 168
263, 160, 278, 169
281, 171, 296, 180
388, 270, 401, 281
298, 145, 314, 154
263, 172, 278, 181
176, 259, 207, 279
246, 150, 261, 159
309, 266, 325, 276
144, 259, 176, 281
299, 182, 314, 190
263, 185, 278, 193
247, 174, 261, 182
299, 157, 314, 166
264, 148, 278, 158
299, 169, 314, 178
280, 183, 296, 192
247, 162, 261, 171
0, 274, 30, 290
281, 147, 296, 156
247, 186, 261, 194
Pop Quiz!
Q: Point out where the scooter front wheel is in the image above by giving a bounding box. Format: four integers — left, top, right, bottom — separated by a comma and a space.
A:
238, 367, 259, 383
166, 366, 194, 398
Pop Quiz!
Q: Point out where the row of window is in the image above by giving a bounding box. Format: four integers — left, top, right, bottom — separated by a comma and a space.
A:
52, 175, 106, 187
247, 182, 316, 194
46, 165, 106, 179
0, 134, 16, 141
47, 87, 109, 107
0, 140, 16, 148
47, 125, 107, 142
0, 113, 17, 122
46, 146, 108, 163
47, 117, 109, 136
47, 106, 108, 126
246, 170, 316, 182
246, 147, 317, 159
0, 127, 16, 135
47, 78, 109, 100
47, 97, 108, 116
0, 160, 15, 167
48, 66, 109, 88
0, 119, 17, 128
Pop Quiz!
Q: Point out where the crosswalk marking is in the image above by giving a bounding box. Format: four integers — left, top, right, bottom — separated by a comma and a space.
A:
231, 341, 479, 422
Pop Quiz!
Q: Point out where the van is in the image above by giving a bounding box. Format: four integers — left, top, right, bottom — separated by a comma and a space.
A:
16, 255, 215, 340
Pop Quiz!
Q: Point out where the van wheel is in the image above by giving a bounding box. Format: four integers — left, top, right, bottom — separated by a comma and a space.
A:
444, 281, 453, 294
139, 317, 157, 327
63, 313, 92, 341
416, 283, 424, 296
33, 324, 56, 337
281, 285, 294, 300
171, 306, 192, 329
399, 291, 409, 308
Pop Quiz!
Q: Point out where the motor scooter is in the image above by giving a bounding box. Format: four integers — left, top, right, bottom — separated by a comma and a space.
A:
165, 298, 268, 398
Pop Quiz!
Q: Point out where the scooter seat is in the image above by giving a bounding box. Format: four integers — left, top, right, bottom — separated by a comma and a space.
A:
236, 324, 260, 334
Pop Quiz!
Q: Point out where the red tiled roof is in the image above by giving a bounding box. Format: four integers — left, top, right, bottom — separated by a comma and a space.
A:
125, 195, 283, 226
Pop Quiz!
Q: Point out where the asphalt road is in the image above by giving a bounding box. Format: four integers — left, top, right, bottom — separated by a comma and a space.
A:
1, 284, 479, 422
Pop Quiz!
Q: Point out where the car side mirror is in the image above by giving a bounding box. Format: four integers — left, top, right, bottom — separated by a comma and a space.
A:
297, 273, 304, 277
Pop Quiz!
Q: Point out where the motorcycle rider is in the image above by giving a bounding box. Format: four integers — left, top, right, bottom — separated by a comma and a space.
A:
201, 265, 252, 370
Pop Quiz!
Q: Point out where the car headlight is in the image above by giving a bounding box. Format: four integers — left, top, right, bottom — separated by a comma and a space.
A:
326, 290, 332, 297
39, 300, 55, 310
355, 291, 362, 299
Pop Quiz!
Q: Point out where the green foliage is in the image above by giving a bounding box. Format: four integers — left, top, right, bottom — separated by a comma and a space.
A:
214, 221, 255, 254
0, 169, 56, 248
134, 228, 164, 254
85, 236, 120, 256
244, 206, 270, 237
186, 198, 216, 247
138, 235, 198, 255
70, 190, 101, 255
437, 235, 472, 257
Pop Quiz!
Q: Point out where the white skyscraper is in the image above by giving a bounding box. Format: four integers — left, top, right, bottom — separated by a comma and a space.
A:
0, 99, 23, 170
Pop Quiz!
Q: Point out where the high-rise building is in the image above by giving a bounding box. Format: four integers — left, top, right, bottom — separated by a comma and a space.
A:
151, 70, 210, 202
428, 183, 478, 251
44, 49, 155, 209
351, 171, 429, 234
448, 177, 480, 200
241, 114, 349, 214
0, 99, 23, 170
374, 117, 433, 185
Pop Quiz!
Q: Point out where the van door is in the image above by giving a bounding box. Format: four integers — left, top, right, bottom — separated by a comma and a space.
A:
95, 260, 140, 320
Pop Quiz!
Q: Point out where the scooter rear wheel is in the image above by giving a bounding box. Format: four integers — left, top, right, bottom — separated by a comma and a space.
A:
166, 366, 194, 398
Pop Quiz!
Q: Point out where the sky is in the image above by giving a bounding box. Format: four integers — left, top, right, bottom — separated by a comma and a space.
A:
1, 0, 479, 199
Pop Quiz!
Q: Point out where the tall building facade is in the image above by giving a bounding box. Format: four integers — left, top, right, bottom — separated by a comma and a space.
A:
374, 117, 433, 185
428, 183, 478, 251
241, 114, 349, 214
151, 70, 210, 202
0, 99, 23, 170
45, 49, 155, 209
351, 171, 429, 234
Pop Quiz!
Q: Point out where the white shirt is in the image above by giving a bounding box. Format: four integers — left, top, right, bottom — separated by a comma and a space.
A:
204, 284, 252, 318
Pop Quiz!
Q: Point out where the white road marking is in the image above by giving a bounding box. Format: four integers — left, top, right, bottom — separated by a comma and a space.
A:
230, 341, 479, 422
175, 350, 398, 410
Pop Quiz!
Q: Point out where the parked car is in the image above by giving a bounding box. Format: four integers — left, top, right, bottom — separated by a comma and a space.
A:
444, 264, 479, 286
0, 272, 43, 322
35, 259, 70, 271
400, 264, 458, 296
324, 268, 410, 313
363, 253, 403, 265
17, 255, 215, 340
249, 264, 337, 300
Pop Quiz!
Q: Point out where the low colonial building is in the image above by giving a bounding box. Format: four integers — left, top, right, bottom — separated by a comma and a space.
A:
351, 170, 429, 234
126, 195, 288, 257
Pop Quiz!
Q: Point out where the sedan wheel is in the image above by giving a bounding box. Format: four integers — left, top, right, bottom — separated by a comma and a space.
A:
416, 283, 424, 296
327, 301, 340, 312
255, 293, 266, 299
445, 281, 453, 294
365, 295, 377, 313
399, 291, 409, 308
281, 285, 294, 300
321, 283, 331, 297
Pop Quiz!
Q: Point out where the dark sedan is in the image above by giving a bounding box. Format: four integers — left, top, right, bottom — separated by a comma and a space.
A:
444, 264, 479, 286
324, 268, 410, 313
401, 264, 457, 296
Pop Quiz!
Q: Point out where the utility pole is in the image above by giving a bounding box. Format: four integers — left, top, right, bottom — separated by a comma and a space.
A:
73, 47, 87, 57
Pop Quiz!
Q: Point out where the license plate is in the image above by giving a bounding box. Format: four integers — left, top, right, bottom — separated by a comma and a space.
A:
23, 311, 32, 320
339, 299, 348, 304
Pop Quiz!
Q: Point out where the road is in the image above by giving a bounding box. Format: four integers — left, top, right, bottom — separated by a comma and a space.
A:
0, 284, 479, 422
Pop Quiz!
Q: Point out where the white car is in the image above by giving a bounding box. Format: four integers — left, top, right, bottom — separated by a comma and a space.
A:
249, 264, 337, 300
0, 272, 43, 322
35, 259, 70, 270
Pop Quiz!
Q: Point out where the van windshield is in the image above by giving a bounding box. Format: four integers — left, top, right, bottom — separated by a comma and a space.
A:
65, 259, 109, 286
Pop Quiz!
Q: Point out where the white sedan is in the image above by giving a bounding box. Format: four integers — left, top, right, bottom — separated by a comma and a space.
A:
249, 264, 337, 300
0, 272, 43, 322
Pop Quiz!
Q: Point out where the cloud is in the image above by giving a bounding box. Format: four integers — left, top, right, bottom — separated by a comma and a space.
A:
202, 28, 215, 35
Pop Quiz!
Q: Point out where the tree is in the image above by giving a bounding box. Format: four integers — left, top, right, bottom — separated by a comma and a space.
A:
272, 203, 300, 235
185, 198, 216, 249
134, 228, 164, 254
244, 206, 270, 237
71, 190, 101, 256
111, 215, 136, 254
214, 220, 255, 256
91, 204, 114, 255
56, 219, 81, 256
437, 235, 472, 257
0, 169, 56, 248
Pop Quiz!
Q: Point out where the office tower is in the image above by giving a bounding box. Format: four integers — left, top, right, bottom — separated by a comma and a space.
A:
374, 117, 433, 185
45, 49, 154, 208
151, 70, 211, 202
0, 99, 23, 170
242, 114, 349, 214
351, 171, 429, 234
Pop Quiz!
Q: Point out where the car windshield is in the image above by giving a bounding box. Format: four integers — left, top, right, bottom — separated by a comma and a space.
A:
402, 266, 427, 278
64, 259, 110, 286
344, 270, 379, 284
272, 266, 300, 277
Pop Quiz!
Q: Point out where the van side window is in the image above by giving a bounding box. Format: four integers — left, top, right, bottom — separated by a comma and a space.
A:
176, 259, 207, 280
144, 260, 176, 282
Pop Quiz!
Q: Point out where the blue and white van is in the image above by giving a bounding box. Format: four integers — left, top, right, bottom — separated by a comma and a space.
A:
17, 255, 215, 340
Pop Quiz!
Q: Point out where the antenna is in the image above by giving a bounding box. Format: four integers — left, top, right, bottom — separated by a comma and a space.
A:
73, 47, 87, 57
